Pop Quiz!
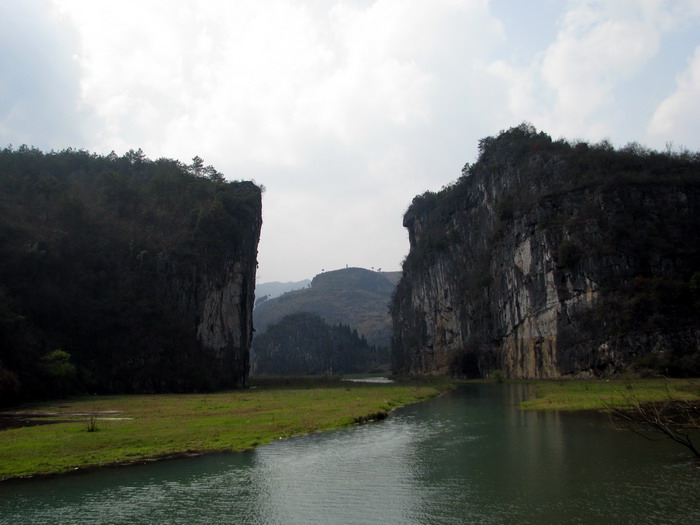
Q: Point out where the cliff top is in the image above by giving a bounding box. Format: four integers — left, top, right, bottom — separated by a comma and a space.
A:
406, 123, 700, 226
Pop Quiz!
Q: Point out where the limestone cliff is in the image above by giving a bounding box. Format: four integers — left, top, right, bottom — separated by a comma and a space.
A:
118, 179, 263, 391
391, 125, 700, 379
156, 194, 261, 389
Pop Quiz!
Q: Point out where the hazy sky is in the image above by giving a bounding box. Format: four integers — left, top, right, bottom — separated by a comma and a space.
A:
2, 1, 700, 283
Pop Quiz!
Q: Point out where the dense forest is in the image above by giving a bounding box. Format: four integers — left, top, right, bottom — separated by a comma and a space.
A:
0, 146, 262, 403
251, 312, 385, 375
392, 124, 700, 379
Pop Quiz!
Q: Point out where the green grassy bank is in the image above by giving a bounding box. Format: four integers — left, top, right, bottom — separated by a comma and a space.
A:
0, 378, 450, 481
519, 377, 700, 411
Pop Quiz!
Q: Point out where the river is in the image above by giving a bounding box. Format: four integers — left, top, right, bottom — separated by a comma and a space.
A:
1, 383, 698, 524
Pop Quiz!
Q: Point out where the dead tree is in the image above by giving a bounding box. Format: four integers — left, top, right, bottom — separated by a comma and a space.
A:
606, 383, 700, 460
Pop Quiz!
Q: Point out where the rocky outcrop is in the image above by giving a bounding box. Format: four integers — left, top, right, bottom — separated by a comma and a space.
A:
392, 125, 700, 379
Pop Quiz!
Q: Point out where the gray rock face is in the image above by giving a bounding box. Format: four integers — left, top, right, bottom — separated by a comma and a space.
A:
392, 126, 700, 379
157, 236, 260, 388
194, 259, 255, 385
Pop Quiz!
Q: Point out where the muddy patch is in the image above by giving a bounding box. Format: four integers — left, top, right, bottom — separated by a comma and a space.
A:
0, 411, 131, 431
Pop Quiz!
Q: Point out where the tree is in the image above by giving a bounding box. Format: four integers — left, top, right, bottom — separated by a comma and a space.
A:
203, 164, 225, 183
124, 148, 146, 165
36, 174, 60, 220
190, 156, 204, 177
252, 312, 380, 375
41, 350, 77, 397
606, 383, 700, 460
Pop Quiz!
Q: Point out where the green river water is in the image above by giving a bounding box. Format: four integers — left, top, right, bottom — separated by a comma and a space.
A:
1, 383, 698, 524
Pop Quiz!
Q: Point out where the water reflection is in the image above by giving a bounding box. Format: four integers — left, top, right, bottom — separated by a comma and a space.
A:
341, 376, 395, 383
249, 406, 433, 524
0, 384, 698, 524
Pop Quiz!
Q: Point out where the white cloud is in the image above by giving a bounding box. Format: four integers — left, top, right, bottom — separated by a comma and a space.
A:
4, 0, 697, 281
56, 0, 331, 165
648, 46, 700, 148
541, 6, 659, 127
49, 0, 509, 280
55, 0, 485, 169
480, 0, 700, 143
484, 60, 536, 117
0, 0, 84, 149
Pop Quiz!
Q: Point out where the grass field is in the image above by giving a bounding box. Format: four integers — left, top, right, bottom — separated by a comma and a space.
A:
519, 377, 700, 411
0, 377, 450, 481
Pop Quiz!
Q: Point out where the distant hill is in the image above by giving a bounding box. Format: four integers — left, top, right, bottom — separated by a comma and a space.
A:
253, 267, 400, 348
254, 279, 310, 304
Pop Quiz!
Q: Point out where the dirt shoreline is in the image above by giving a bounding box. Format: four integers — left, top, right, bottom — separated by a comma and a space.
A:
0, 411, 130, 431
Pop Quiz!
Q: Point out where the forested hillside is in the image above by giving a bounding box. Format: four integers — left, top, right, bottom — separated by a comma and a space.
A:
0, 146, 262, 403
254, 279, 310, 303
254, 267, 399, 349
252, 312, 384, 375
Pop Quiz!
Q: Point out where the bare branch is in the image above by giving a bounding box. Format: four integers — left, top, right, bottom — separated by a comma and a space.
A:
604, 384, 700, 460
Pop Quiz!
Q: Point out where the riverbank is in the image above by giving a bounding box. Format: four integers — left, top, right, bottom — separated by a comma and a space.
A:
0, 377, 450, 481
519, 377, 700, 411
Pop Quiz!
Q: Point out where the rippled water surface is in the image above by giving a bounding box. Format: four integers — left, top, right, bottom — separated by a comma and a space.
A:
1, 383, 698, 524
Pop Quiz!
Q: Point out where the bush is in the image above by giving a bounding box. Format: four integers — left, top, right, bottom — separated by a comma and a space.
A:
40, 349, 77, 396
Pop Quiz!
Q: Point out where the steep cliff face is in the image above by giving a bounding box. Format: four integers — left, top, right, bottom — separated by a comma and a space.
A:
156, 192, 261, 389
392, 125, 700, 379
150, 257, 256, 389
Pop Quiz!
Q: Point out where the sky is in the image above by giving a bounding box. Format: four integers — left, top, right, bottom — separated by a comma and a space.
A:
2, 0, 700, 283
